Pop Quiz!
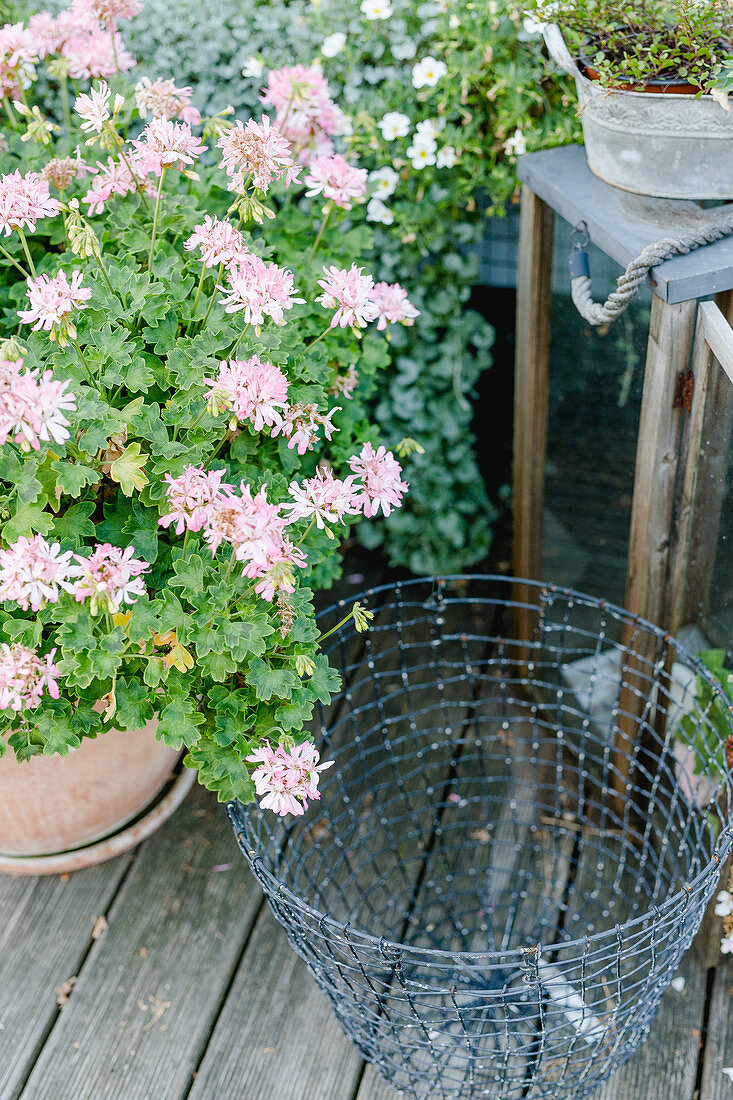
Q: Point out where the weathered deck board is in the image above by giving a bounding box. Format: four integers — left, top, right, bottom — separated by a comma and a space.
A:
187, 903, 363, 1100
0, 856, 131, 1100
698, 955, 733, 1100
18, 785, 260, 1100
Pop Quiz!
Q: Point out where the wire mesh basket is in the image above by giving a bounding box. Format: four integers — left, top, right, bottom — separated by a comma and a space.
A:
229, 575, 733, 1100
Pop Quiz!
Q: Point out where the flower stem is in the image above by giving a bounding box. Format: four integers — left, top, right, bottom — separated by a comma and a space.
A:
3, 98, 17, 130
71, 339, 95, 386
110, 28, 119, 73
60, 75, 72, 147
182, 528, 190, 558
147, 169, 166, 274
15, 229, 36, 277
318, 608, 359, 644
307, 201, 333, 267
222, 547, 237, 585
305, 325, 331, 352
0, 243, 29, 279
198, 262, 223, 334
94, 251, 116, 296
106, 125, 150, 211
228, 324, 250, 358
190, 263, 206, 319
295, 515, 316, 547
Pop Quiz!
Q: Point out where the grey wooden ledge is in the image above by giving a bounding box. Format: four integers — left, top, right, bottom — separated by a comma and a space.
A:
518, 144, 733, 303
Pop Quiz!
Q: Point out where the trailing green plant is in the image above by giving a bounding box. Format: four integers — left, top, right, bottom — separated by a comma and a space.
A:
0, 2, 420, 812
528, 0, 733, 91
679, 649, 733, 782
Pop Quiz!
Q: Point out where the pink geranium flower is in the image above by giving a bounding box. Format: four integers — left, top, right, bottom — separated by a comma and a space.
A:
74, 80, 113, 134
134, 117, 206, 175
304, 154, 367, 209
41, 151, 93, 191
73, 543, 149, 615
204, 356, 289, 431
72, 0, 142, 30
218, 116, 301, 194
159, 465, 234, 536
0, 357, 77, 450
18, 269, 92, 347
261, 64, 345, 161
218, 255, 304, 329
246, 740, 333, 816
0, 22, 39, 99
371, 282, 420, 330
61, 28, 135, 80
284, 468, 360, 529
271, 402, 340, 455
349, 441, 408, 517
316, 264, 378, 330
184, 215, 248, 268
134, 76, 200, 125
0, 170, 60, 236
0, 643, 60, 713
0, 534, 77, 612
82, 154, 150, 214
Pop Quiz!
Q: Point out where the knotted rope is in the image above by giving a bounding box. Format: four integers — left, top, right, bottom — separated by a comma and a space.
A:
570, 204, 733, 326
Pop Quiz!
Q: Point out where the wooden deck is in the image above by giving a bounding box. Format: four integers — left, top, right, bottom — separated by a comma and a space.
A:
2, 560, 732, 1100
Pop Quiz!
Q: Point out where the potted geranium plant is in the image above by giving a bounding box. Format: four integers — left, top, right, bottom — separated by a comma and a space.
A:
528, 0, 733, 199
0, 0, 416, 870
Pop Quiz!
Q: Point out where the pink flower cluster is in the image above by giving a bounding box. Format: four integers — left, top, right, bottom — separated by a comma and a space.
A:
0, 22, 38, 101
134, 76, 200, 125
159, 465, 233, 536
261, 64, 346, 164
284, 468, 360, 530
0, 357, 77, 450
246, 740, 333, 817
0, 170, 60, 236
0, 642, 60, 713
317, 265, 419, 333
134, 117, 206, 176
305, 154, 367, 210
41, 151, 91, 191
184, 215, 248, 269
75, 80, 114, 134
204, 356, 289, 431
18, 270, 91, 345
72, 543, 149, 614
0, 534, 76, 612
24, 2, 137, 81
218, 116, 301, 195
218, 255, 304, 329
0, 535, 149, 616
271, 402, 340, 455
349, 442, 409, 517
83, 154, 151, 214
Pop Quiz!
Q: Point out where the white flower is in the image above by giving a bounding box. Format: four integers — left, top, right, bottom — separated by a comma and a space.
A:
322, 32, 347, 57
416, 117, 446, 140
407, 132, 437, 156
393, 39, 417, 60
366, 197, 394, 225
406, 143, 436, 170
437, 145, 457, 169
504, 129, 527, 157
721, 933, 733, 954
522, 15, 544, 35
449, 13, 460, 28
670, 976, 686, 993
360, 0, 393, 18
242, 57, 265, 79
378, 111, 410, 140
412, 57, 447, 89
715, 890, 733, 917
369, 166, 399, 199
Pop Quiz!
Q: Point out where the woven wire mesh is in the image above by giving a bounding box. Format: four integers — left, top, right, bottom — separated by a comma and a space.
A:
229, 575, 733, 1100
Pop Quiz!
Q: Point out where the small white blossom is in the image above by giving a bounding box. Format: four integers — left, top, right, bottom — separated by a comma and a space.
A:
242, 56, 265, 79
504, 129, 527, 157
360, 0, 393, 18
412, 57, 447, 89
407, 132, 437, 156
407, 143, 436, 170
322, 32, 347, 57
437, 145, 457, 169
522, 15, 544, 35
416, 118, 446, 140
721, 933, 733, 955
449, 13, 460, 28
715, 890, 733, 917
378, 111, 410, 141
369, 166, 399, 199
366, 197, 394, 224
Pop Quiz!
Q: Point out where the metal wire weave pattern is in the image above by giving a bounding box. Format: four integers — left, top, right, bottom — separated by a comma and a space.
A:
229, 575, 733, 1100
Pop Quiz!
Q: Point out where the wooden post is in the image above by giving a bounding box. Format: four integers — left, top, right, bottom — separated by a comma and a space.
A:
513, 186, 554, 651
670, 291, 733, 634
612, 296, 697, 803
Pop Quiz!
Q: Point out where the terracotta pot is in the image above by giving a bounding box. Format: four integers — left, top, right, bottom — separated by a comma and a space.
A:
0, 718, 181, 857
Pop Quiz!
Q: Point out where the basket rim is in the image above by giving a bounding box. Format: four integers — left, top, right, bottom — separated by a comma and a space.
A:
233, 573, 733, 967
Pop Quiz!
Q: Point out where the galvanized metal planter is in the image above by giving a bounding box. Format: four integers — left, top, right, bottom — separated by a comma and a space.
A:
544, 24, 733, 200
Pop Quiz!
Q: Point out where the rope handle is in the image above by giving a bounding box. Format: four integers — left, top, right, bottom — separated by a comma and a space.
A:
568, 206, 733, 326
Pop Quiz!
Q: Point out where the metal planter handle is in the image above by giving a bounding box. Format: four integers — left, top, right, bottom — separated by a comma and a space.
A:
543, 23, 587, 85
